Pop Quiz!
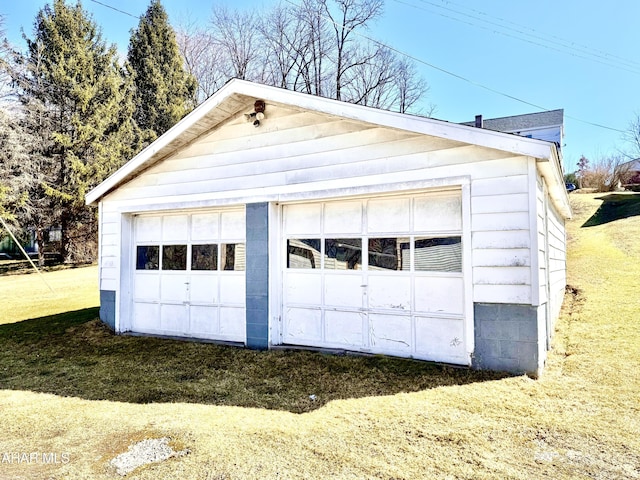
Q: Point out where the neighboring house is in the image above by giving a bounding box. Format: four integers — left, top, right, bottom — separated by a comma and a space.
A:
86, 79, 571, 377
621, 158, 640, 187
461, 109, 564, 151
0, 231, 37, 259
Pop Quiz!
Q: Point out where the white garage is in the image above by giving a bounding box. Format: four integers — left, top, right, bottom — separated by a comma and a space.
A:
131, 208, 246, 341
282, 191, 470, 364
87, 79, 571, 376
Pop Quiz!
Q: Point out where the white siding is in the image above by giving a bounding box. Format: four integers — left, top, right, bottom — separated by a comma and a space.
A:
99, 103, 537, 305
470, 158, 531, 304
99, 204, 120, 292
547, 195, 567, 325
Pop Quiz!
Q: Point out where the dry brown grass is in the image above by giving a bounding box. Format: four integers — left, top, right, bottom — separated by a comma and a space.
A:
0, 194, 639, 479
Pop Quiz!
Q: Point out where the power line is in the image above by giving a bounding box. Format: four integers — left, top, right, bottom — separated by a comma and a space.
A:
89, 0, 627, 134
425, 0, 640, 71
282, 0, 626, 133
88, 0, 140, 20
396, 0, 640, 76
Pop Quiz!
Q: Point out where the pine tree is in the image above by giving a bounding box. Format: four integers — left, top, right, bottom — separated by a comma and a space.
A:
128, 0, 197, 139
18, 0, 139, 262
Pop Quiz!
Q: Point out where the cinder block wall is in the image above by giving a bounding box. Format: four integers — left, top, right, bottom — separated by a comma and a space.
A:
473, 303, 540, 376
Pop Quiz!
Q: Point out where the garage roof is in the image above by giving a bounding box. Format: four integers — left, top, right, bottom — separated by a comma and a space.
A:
85, 79, 570, 218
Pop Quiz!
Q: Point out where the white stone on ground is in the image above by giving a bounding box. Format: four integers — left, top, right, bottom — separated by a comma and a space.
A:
110, 437, 189, 476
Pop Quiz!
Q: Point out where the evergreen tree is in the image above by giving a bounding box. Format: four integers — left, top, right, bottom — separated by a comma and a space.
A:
128, 0, 197, 139
17, 0, 138, 262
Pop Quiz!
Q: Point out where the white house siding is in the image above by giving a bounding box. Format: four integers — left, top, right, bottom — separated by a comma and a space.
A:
99, 205, 120, 293
546, 193, 567, 325
470, 157, 532, 305
99, 104, 534, 309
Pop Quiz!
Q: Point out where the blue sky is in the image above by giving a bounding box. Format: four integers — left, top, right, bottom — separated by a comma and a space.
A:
2, 0, 639, 173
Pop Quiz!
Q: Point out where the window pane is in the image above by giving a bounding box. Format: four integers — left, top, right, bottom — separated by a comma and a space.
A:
368, 238, 410, 271
287, 239, 320, 269
136, 245, 159, 270
221, 243, 245, 271
192, 244, 218, 271
324, 238, 362, 270
414, 237, 462, 272
162, 245, 187, 270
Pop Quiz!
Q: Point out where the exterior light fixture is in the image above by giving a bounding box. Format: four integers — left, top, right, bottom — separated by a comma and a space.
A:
245, 100, 266, 127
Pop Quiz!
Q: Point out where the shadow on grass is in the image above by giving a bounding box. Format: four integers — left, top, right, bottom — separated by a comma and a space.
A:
0, 311, 510, 413
582, 193, 640, 227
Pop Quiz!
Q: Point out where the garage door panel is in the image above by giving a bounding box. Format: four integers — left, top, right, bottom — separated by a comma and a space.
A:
190, 275, 218, 303
161, 304, 188, 333
367, 197, 411, 233
286, 272, 322, 305
414, 194, 461, 231
415, 276, 464, 315
132, 209, 246, 343
368, 275, 411, 311
324, 201, 362, 234
191, 213, 219, 241
285, 307, 322, 343
325, 274, 363, 308
415, 317, 465, 362
132, 303, 160, 331
221, 210, 245, 239
162, 215, 189, 242
284, 204, 322, 235
160, 274, 188, 303
219, 275, 245, 304
134, 274, 159, 301
190, 306, 218, 335
282, 192, 467, 364
369, 314, 412, 353
135, 216, 161, 242
219, 307, 245, 339
325, 311, 363, 346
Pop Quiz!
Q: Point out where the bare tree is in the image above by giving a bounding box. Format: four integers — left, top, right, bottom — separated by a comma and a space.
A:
258, 4, 307, 89
209, 6, 262, 81
176, 0, 431, 114
176, 18, 226, 103
320, 0, 383, 101
624, 113, 640, 159
580, 155, 633, 192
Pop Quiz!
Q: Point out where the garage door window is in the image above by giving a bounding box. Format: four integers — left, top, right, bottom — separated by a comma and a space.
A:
287, 239, 320, 269
221, 243, 246, 271
414, 237, 461, 272
192, 244, 217, 270
368, 237, 410, 271
162, 245, 187, 270
324, 238, 362, 270
136, 246, 159, 270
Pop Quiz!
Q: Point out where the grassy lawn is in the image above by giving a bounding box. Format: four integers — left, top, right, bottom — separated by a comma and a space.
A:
0, 193, 639, 479
0, 265, 99, 324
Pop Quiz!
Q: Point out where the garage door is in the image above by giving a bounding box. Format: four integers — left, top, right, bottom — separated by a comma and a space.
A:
132, 209, 246, 342
282, 192, 468, 364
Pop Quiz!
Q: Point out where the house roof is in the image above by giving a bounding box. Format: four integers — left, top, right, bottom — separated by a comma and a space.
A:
86, 79, 570, 217
622, 158, 640, 170
461, 109, 564, 133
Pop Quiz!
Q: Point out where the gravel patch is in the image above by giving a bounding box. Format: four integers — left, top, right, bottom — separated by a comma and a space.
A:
109, 437, 189, 476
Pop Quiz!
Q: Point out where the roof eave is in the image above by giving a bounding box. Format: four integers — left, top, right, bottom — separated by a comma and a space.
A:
86, 79, 567, 205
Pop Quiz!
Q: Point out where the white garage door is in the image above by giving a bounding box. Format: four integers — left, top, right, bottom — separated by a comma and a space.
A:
132, 209, 246, 342
282, 192, 469, 364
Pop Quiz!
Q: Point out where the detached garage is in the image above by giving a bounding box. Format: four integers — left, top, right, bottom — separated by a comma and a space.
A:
86, 79, 571, 376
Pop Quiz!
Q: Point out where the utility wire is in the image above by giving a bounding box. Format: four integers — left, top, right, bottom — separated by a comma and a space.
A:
397, 0, 640, 76
88, 0, 140, 20
282, 0, 625, 133
90, 0, 627, 134
425, 0, 640, 70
